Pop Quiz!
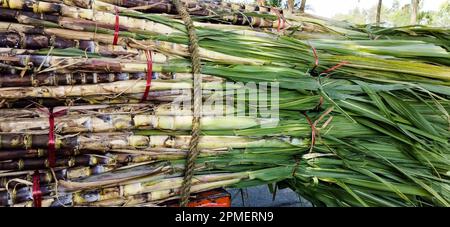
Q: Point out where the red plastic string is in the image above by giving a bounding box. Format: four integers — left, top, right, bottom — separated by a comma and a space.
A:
272, 8, 283, 32
309, 43, 349, 75
113, 6, 120, 45
310, 44, 319, 68
281, 16, 286, 32
316, 96, 324, 110
277, 13, 282, 32
141, 50, 153, 102
38, 108, 67, 168
32, 171, 42, 208
291, 157, 301, 177
323, 61, 350, 74
302, 112, 316, 151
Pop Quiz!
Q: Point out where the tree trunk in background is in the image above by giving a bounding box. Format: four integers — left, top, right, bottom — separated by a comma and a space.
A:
256, 0, 266, 7
376, 0, 382, 26
287, 0, 294, 14
410, 0, 420, 24
300, 0, 307, 13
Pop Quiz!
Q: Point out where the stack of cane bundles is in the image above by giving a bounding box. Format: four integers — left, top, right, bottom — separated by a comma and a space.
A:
0, 0, 449, 207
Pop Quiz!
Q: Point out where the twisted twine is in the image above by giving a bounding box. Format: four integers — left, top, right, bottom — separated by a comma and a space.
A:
171, 0, 202, 207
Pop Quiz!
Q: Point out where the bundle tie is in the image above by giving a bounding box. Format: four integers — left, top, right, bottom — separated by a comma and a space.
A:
322, 61, 350, 74
302, 107, 334, 153
32, 171, 42, 207
308, 43, 349, 111
113, 6, 120, 45
271, 8, 286, 33
171, 0, 202, 207
38, 108, 67, 168
141, 50, 153, 102
291, 156, 301, 177
315, 96, 324, 111
302, 112, 316, 153
308, 43, 349, 77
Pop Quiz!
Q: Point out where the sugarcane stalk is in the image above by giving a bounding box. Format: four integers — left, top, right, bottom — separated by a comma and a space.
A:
0, 70, 220, 88
0, 7, 123, 32
58, 162, 173, 191
0, 133, 303, 151
0, 164, 114, 188
0, 52, 169, 71
0, 182, 54, 206
0, 4, 276, 40
0, 40, 153, 59
0, 103, 157, 118
46, 0, 282, 28
0, 71, 148, 87
0, 32, 76, 49
68, 171, 248, 206
0, 148, 83, 161
0, 68, 223, 87
0, 17, 265, 65
111, 148, 232, 163
0, 154, 115, 171
81, 178, 242, 207
0, 79, 243, 99
0, 0, 178, 34
0, 90, 189, 108
0, 112, 275, 133
1, 162, 177, 206
13, 171, 248, 207
0, 102, 231, 119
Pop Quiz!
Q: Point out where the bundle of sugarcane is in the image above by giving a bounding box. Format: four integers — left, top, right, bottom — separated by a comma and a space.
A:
22, 0, 448, 50
1, 99, 448, 207
0, 0, 448, 207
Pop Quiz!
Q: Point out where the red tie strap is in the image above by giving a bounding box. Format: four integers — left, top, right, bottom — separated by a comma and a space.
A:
38, 108, 67, 168
141, 50, 153, 102
302, 112, 316, 152
308, 42, 349, 76
32, 171, 42, 207
302, 108, 334, 153
311, 45, 319, 69
113, 6, 120, 45
323, 61, 350, 74
316, 96, 324, 111
271, 8, 286, 33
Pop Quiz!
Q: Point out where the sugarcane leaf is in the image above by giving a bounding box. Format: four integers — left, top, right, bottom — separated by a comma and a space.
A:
381, 93, 440, 136
338, 99, 394, 125
335, 181, 369, 207
356, 142, 450, 206
347, 165, 413, 205
354, 80, 393, 121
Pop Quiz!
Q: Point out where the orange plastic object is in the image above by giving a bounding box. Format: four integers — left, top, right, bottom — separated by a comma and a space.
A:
163, 188, 231, 207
